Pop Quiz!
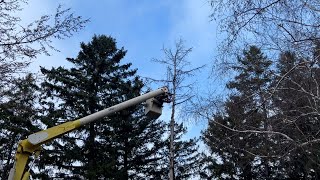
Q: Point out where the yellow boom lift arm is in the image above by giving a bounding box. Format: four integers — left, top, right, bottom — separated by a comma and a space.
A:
8, 87, 171, 180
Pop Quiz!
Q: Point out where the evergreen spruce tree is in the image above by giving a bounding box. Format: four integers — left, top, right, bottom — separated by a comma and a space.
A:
156, 122, 201, 179
202, 46, 275, 179
202, 45, 320, 179
172, 123, 201, 180
272, 51, 320, 178
101, 96, 167, 179
0, 74, 41, 179
38, 35, 167, 179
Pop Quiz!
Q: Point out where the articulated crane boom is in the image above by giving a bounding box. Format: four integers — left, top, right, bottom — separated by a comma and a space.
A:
8, 87, 171, 180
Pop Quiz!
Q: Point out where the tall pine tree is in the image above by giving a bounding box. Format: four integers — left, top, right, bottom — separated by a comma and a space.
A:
271, 51, 320, 178
202, 45, 320, 179
202, 46, 276, 179
37, 35, 167, 179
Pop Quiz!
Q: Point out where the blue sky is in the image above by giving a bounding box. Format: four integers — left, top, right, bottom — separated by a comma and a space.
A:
21, 0, 220, 139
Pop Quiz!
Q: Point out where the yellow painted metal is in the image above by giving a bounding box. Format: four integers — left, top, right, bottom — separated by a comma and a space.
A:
21, 171, 30, 180
35, 120, 81, 144
13, 150, 29, 180
13, 140, 41, 180
12, 120, 81, 180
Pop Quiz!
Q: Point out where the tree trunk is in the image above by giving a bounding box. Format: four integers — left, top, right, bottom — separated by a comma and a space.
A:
124, 137, 129, 180
169, 105, 175, 180
260, 91, 270, 178
169, 62, 177, 180
88, 123, 96, 179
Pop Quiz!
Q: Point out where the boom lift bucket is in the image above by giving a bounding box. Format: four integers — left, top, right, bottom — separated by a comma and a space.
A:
145, 98, 163, 119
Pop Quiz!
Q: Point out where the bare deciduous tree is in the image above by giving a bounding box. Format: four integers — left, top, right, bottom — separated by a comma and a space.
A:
150, 39, 205, 180
210, 0, 320, 66
0, 0, 88, 83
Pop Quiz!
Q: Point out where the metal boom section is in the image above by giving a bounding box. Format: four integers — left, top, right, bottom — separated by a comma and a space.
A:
8, 87, 170, 180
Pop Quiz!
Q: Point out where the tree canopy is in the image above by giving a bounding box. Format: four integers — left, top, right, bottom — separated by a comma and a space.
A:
0, 0, 88, 84
210, 0, 320, 68
37, 35, 170, 179
202, 45, 320, 179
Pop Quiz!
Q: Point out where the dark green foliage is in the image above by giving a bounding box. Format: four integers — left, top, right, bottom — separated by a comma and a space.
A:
37, 35, 167, 179
0, 74, 41, 179
172, 123, 201, 180
157, 123, 201, 179
104, 107, 167, 179
227, 46, 272, 94
271, 51, 320, 178
202, 46, 276, 179
202, 45, 320, 179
